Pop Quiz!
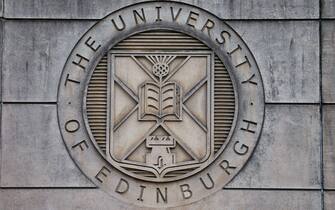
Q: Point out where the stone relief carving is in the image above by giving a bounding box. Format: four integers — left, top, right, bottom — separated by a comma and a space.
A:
57, 2, 265, 207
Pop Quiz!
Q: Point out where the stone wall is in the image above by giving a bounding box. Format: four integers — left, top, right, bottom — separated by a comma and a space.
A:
0, 0, 334, 209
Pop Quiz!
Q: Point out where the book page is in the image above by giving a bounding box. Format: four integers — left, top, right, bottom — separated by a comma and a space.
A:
161, 83, 176, 116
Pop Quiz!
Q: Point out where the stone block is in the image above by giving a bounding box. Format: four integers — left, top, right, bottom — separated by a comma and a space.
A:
228, 21, 320, 103
322, 21, 335, 103
1, 104, 94, 187
0, 189, 321, 210
322, 0, 335, 18
4, 0, 319, 19
325, 191, 335, 210
323, 105, 335, 189
227, 105, 321, 188
2, 20, 95, 102
0, 0, 2, 17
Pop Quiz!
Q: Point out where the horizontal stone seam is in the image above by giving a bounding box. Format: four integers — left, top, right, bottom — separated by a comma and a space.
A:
0, 102, 328, 105
0, 17, 326, 21
0, 187, 322, 191
2, 101, 57, 104
0, 186, 97, 189
222, 187, 322, 191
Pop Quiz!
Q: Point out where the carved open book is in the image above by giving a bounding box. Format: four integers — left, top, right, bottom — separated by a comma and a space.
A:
139, 81, 181, 121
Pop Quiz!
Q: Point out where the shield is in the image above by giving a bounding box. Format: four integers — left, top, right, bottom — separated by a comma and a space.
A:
107, 51, 213, 180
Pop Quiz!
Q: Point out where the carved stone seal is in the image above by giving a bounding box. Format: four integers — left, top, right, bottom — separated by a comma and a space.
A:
57, 1, 264, 207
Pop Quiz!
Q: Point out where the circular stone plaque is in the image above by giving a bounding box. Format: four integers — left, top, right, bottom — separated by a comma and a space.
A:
57, 1, 265, 208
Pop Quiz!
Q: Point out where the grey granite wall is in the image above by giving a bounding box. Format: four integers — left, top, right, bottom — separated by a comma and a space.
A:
0, 0, 333, 209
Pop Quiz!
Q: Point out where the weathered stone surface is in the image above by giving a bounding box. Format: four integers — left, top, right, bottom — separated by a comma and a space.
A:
0, 189, 321, 210
322, 21, 335, 103
227, 105, 321, 188
228, 21, 320, 103
322, 0, 335, 18
2, 21, 320, 104
0, 0, 2, 17
0, 103, 1, 184
56, 3, 265, 206
0, 1, 326, 209
180, 0, 319, 20
3, 0, 319, 19
0, 20, 3, 101
1, 104, 94, 187
323, 105, 335, 189
325, 191, 335, 210
2, 20, 95, 102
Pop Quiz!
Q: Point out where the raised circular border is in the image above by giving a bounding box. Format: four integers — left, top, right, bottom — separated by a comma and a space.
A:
57, 1, 265, 208
84, 27, 238, 183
